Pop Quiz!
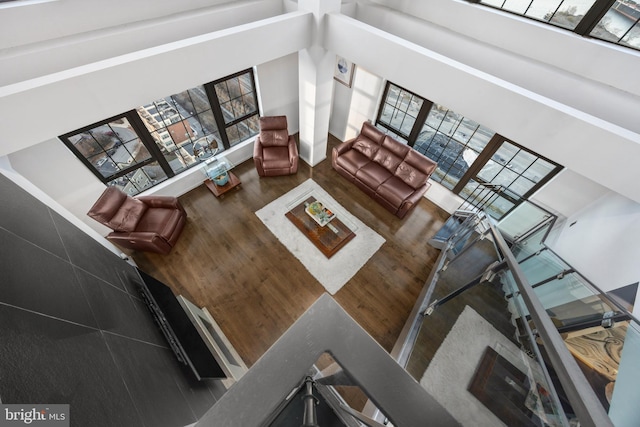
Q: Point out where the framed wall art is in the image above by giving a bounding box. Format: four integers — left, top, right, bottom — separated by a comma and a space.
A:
334, 56, 355, 88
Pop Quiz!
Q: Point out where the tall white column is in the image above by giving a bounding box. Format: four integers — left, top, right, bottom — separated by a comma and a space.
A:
298, 0, 341, 166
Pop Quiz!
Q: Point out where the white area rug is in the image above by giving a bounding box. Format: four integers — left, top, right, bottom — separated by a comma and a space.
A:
255, 179, 385, 295
420, 306, 545, 427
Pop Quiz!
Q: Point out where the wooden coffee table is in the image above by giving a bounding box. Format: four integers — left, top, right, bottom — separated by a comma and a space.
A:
285, 196, 356, 258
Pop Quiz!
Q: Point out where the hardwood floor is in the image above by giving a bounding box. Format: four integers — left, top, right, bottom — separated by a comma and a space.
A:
133, 135, 449, 369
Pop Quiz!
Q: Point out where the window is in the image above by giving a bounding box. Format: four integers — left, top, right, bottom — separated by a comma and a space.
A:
472, 0, 640, 51
137, 85, 221, 176
589, 1, 640, 49
212, 70, 260, 146
60, 69, 259, 195
376, 82, 562, 218
413, 103, 496, 191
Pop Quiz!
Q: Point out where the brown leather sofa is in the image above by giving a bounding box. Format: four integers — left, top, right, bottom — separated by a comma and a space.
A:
332, 122, 437, 219
87, 187, 187, 254
253, 115, 299, 177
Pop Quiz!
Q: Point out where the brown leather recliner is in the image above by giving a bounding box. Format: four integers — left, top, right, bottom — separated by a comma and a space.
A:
87, 187, 187, 255
253, 116, 299, 177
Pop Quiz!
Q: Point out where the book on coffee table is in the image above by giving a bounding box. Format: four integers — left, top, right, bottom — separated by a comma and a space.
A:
305, 201, 335, 226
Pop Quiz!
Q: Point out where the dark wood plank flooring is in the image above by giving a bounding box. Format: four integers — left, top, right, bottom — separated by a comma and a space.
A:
133, 135, 449, 371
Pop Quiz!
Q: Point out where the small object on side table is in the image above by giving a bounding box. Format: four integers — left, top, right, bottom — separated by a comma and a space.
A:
202, 156, 241, 198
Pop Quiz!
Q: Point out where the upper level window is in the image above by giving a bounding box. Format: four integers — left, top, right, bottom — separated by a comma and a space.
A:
376, 82, 563, 218
590, 1, 640, 49
481, 0, 597, 30
60, 69, 259, 195
473, 0, 640, 51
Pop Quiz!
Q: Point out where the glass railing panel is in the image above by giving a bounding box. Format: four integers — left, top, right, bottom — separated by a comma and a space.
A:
498, 200, 552, 242
508, 271, 615, 323
406, 235, 501, 384
511, 223, 552, 261
519, 248, 571, 287
543, 273, 618, 329
497, 269, 572, 426
448, 215, 483, 255
431, 214, 465, 243
415, 208, 631, 426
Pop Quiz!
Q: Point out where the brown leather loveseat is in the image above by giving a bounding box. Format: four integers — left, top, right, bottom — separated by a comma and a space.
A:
87, 187, 187, 254
332, 122, 437, 219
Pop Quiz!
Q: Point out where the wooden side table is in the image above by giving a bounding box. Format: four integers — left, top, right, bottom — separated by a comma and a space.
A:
204, 172, 241, 198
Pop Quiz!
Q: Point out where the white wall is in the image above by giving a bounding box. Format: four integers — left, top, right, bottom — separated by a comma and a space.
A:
550, 191, 640, 308
367, 0, 640, 98
257, 53, 300, 131
0, 11, 312, 156
329, 65, 383, 141
530, 169, 612, 221
0, 0, 280, 50
0, 0, 285, 86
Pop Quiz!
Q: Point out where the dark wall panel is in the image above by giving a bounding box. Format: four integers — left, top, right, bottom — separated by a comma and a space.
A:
0, 174, 68, 259
0, 173, 221, 426
0, 228, 97, 327
0, 304, 143, 427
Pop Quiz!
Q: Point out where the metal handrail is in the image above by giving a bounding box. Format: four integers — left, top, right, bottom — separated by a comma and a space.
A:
539, 245, 640, 326
459, 183, 505, 212
486, 219, 614, 427
461, 182, 557, 220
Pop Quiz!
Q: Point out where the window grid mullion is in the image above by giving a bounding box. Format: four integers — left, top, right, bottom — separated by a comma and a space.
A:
127, 110, 175, 178
407, 99, 432, 146
204, 82, 232, 150
574, 0, 618, 35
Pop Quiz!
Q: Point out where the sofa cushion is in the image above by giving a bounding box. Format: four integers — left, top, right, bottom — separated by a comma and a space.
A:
108, 197, 148, 232
381, 136, 410, 158
376, 176, 416, 209
396, 161, 430, 190
360, 121, 385, 144
335, 149, 370, 175
373, 147, 403, 173
259, 129, 289, 147
352, 137, 380, 159
262, 146, 292, 169
87, 186, 127, 224
136, 208, 183, 240
395, 150, 437, 189
355, 162, 393, 189
405, 150, 437, 176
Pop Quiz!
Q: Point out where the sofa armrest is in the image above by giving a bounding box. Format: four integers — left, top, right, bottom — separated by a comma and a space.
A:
334, 138, 356, 157
288, 136, 298, 163
397, 182, 431, 219
107, 231, 172, 254
137, 195, 183, 212
253, 136, 264, 162
253, 137, 265, 176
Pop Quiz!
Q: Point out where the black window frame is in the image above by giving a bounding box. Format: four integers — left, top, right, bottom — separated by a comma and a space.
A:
205, 69, 260, 149
59, 68, 260, 194
375, 81, 563, 217
467, 0, 640, 52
